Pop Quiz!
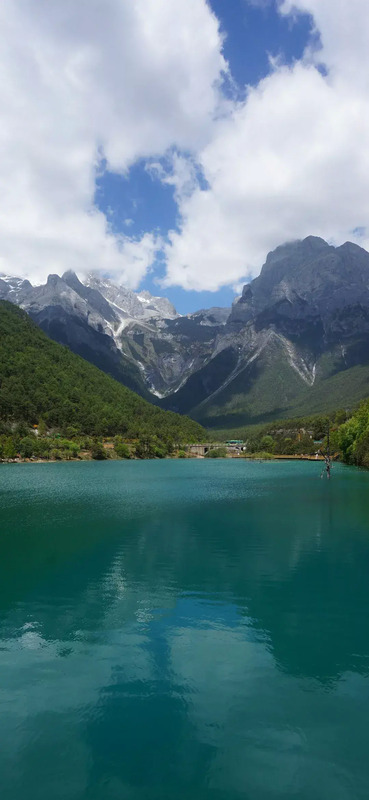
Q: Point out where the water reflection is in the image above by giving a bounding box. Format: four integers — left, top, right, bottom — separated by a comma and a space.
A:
1, 460, 369, 799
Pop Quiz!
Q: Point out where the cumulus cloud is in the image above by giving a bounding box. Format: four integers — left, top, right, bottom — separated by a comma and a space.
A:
2, 0, 369, 293
0, 0, 225, 286
164, 0, 369, 290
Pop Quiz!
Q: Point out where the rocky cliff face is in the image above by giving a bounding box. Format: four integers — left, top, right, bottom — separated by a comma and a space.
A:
0, 269, 228, 401
0, 272, 149, 396
230, 237, 369, 328
2, 235, 369, 426
176, 236, 369, 425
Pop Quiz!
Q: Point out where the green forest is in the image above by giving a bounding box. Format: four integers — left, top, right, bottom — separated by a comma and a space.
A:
0, 300, 204, 460
336, 400, 369, 468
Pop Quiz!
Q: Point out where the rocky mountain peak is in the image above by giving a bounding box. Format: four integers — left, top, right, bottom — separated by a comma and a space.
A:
47, 273, 64, 288
337, 241, 366, 255
62, 271, 119, 324
260, 237, 333, 286
61, 270, 83, 290
86, 275, 178, 321
230, 237, 369, 328
136, 290, 178, 320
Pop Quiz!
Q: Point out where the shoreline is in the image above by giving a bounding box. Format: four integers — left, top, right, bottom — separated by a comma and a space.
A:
1, 453, 331, 465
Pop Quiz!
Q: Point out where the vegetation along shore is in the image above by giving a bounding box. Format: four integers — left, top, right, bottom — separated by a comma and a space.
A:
2, 404, 369, 467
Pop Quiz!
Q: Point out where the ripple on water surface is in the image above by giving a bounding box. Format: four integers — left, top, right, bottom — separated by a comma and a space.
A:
0, 460, 369, 799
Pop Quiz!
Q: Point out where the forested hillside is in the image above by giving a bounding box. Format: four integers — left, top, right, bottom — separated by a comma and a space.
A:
0, 301, 204, 446
337, 400, 369, 468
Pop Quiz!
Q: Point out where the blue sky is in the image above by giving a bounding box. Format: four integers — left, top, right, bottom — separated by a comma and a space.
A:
95, 0, 313, 314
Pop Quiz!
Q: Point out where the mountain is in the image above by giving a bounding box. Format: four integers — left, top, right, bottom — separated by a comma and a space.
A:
0, 300, 204, 443
85, 275, 177, 321
171, 236, 369, 426
0, 270, 230, 401
0, 271, 179, 399
2, 235, 369, 429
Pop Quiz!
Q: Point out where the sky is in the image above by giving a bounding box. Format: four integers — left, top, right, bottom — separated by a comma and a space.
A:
1, 0, 369, 314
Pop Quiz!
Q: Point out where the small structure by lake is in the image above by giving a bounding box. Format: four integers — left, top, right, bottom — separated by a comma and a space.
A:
188, 442, 245, 457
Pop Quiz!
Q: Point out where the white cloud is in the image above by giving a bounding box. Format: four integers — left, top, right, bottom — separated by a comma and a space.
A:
280, 0, 369, 89
0, 0, 225, 287
163, 0, 369, 290
146, 152, 200, 204
2, 0, 369, 294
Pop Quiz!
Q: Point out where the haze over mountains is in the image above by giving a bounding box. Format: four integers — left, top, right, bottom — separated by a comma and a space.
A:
2, 235, 369, 428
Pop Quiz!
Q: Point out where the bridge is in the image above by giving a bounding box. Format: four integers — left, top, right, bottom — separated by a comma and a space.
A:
188, 443, 220, 456
188, 442, 245, 457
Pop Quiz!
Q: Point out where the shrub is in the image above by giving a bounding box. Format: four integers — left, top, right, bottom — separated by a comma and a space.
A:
2, 437, 17, 459
91, 442, 107, 460
261, 435, 275, 452
114, 442, 131, 459
19, 435, 37, 458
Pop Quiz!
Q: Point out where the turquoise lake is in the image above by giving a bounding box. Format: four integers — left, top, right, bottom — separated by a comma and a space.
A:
1, 459, 369, 799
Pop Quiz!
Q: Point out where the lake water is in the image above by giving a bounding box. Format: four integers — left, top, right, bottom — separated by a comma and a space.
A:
1, 459, 369, 800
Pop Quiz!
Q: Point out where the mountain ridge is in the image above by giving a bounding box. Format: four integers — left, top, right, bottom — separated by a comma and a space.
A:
2, 235, 369, 428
